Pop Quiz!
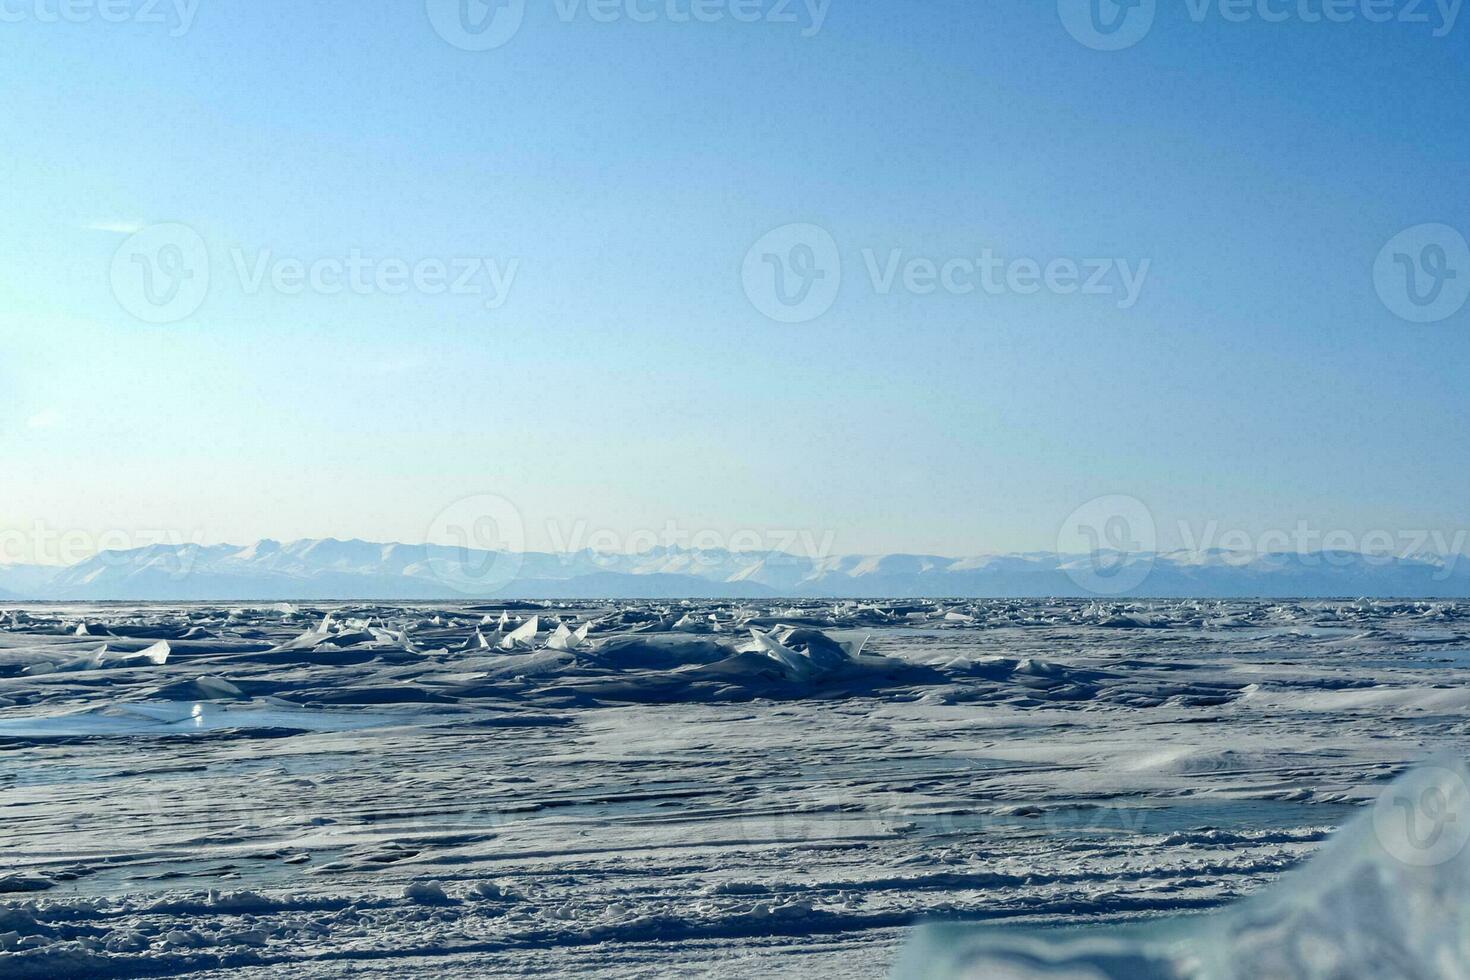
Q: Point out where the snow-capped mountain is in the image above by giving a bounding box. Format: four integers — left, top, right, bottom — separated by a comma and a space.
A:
2, 539, 1470, 600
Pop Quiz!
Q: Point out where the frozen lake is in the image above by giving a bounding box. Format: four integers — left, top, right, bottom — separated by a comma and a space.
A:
1, 598, 1467, 977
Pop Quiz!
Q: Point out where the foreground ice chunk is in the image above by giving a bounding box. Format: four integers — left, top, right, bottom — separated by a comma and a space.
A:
270, 615, 335, 652
402, 880, 453, 905
135, 640, 170, 665
895, 756, 1470, 979
547, 621, 591, 651
23, 641, 171, 674
192, 675, 243, 699
748, 627, 816, 680
498, 615, 539, 650
741, 626, 872, 682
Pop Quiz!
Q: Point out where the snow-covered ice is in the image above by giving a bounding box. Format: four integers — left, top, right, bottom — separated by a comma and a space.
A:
1, 598, 1468, 977
899, 756, 1470, 978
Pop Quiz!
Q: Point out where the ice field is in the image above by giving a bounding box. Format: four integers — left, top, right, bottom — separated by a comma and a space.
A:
2, 599, 1469, 977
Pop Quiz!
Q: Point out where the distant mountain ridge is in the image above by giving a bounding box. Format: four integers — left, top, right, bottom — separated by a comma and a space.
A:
2, 538, 1470, 600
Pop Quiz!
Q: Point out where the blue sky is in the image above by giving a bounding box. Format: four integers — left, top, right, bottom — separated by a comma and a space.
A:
1, 0, 1467, 561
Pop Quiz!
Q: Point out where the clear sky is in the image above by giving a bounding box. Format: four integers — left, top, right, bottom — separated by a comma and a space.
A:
1, 0, 1467, 562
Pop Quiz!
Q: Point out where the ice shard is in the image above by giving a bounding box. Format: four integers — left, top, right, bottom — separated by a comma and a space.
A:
546, 621, 591, 651
498, 615, 539, 650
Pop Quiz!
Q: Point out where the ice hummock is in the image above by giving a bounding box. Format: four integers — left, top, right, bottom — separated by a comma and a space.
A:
744, 626, 869, 681
896, 755, 1470, 980
498, 614, 539, 650
546, 620, 590, 651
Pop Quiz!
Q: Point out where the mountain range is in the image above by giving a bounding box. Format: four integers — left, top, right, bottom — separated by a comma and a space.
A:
1, 538, 1469, 600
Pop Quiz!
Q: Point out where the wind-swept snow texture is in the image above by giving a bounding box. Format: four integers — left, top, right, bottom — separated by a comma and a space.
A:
1, 598, 1469, 977
898, 757, 1470, 978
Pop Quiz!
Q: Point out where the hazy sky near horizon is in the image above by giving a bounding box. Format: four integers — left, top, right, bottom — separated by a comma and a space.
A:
2, 0, 1468, 563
